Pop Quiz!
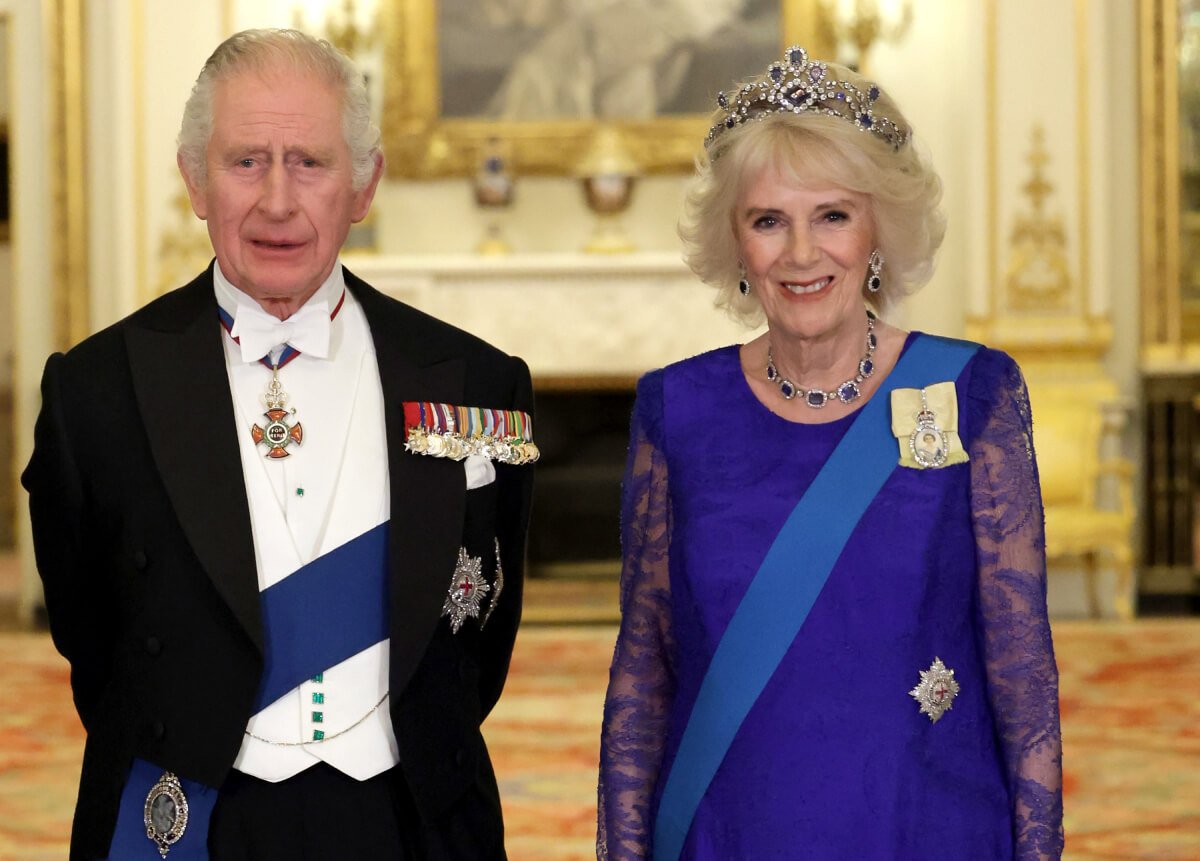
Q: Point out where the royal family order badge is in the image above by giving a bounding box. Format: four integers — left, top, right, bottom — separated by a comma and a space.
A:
909, 657, 961, 723
909, 389, 949, 468
889, 382, 968, 470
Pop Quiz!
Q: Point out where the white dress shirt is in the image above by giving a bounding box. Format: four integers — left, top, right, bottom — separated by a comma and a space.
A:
213, 261, 400, 782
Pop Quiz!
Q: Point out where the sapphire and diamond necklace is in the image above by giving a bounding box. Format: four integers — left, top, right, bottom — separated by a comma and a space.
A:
765, 312, 876, 408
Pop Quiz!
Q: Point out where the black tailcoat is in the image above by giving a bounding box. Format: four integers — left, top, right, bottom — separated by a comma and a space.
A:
22, 266, 534, 860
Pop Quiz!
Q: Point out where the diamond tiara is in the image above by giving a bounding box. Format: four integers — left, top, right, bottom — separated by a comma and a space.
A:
705, 46, 909, 154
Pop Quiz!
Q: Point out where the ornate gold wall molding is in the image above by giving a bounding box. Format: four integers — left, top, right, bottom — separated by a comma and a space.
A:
969, 0, 1110, 362
1140, 0, 1185, 363
155, 187, 212, 297
379, 0, 834, 178
133, 0, 150, 304
45, 0, 88, 349
1005, 126, 1073, 313
1074, 0, 1091, 307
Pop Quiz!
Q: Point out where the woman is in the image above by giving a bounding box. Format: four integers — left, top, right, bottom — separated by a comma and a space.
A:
598, 48, 1063, 860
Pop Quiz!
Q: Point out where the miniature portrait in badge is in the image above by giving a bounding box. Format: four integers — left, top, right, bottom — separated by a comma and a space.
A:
143, 771, 188, 856
916, 430, 944, 463
910, 421, 949, 468
150, 793, 177, 835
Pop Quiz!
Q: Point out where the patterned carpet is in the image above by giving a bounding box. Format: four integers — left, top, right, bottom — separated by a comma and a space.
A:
1, 619, 1197, 860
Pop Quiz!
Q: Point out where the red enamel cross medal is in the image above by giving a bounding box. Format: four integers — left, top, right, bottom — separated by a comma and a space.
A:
250, 365, 303, 458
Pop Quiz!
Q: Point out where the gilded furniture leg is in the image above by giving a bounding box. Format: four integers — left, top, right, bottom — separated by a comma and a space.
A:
1082, 552, 1102, 618
1113, 547, 1135, 621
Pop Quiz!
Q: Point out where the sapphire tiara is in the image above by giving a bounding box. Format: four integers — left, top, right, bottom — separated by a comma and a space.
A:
706, 46, 909, 154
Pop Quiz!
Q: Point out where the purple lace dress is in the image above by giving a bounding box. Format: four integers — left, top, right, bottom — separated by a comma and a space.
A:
598, 336, 1063, 860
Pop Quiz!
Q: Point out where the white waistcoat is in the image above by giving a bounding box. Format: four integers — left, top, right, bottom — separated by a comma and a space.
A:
215, 266, 400, 783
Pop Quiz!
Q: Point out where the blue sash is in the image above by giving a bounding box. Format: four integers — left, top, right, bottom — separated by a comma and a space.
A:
652, 336, 979, 861
253, 521, 390, 711
106, 522, 390, 859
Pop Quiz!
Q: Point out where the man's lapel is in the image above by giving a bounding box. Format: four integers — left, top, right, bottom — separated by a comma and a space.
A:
349, 272, 467, 697
121, 266, 468, 679
124, 270, 263, 651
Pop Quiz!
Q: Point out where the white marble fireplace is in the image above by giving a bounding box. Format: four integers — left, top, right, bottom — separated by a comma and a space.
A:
346, 251, 752, 383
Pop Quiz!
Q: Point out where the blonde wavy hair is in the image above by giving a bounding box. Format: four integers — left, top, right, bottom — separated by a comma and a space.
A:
177, 29, 381, 192
679, 62, 944, 327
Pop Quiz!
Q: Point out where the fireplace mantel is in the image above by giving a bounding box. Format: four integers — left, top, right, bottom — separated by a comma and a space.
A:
345, 251, 752, 383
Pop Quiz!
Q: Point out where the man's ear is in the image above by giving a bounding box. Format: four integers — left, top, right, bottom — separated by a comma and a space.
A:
177, 152, 208, 220
351, 151, 385, 223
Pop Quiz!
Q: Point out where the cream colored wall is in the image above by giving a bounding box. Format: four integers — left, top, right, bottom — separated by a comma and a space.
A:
0, 245, 10, 375
86, 0, 142, 330
373, 175, 687, 257
6, 0, 54, 621
0, 14, 10, 386
86, 0, 224, 325
1095, 0, 1141, 403
12, 0, 1144, 618
84, 1, 1139, 353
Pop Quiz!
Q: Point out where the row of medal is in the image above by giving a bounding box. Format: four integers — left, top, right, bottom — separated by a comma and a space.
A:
403, 426, 540, 465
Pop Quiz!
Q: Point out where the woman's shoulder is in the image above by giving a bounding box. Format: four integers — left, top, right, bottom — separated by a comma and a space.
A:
633, 345, 742, 434
907, 332, 1023, 394
962, 343, 1025, 401
637, 345, 740, 392
666, 344, 742, 372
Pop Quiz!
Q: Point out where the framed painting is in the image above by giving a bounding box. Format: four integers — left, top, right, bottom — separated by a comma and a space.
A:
381, 0, 834, 178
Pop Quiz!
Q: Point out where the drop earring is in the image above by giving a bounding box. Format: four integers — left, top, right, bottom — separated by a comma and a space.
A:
867, 250, 883, 293
738, 266, 751, 296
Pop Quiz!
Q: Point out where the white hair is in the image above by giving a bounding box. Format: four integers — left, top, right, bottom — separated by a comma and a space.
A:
680, 61, 945, 326
177, 29, 380, 191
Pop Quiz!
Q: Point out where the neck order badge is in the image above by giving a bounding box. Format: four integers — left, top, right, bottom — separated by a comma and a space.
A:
217, 291, 346, 458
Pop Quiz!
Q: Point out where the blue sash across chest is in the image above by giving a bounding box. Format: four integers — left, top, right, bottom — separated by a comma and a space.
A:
253, 521, 390, 711
105, 523, 389, 860
652, 335, 979, 861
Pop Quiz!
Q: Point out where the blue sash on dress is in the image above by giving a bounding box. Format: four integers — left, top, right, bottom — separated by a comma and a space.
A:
105, 522, 390, 859
652, 336, 979, 861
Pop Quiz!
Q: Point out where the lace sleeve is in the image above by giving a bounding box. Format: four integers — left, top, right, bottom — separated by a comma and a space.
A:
968, 352, 1064, 860
598, 373, 676, 860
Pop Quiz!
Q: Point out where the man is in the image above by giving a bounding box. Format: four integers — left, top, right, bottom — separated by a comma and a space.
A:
23, 29, 535, 860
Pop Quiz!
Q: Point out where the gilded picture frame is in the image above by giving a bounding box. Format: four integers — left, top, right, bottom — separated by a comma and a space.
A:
381, 0, 833, 178
1140, 0, 1200, 360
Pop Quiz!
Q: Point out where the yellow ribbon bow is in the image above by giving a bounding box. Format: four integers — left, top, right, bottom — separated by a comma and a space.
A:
889, 382, 968, 469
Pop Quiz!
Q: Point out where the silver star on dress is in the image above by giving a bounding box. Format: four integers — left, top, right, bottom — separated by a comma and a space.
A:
909, 657, 961, 723
442, 547, 491, 634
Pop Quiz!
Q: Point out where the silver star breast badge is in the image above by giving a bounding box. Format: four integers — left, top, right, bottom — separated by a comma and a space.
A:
909, 657, 960, 723
442, 547, 491, 634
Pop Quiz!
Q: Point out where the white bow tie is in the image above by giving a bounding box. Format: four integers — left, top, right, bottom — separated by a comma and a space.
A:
230, 300, 332, 364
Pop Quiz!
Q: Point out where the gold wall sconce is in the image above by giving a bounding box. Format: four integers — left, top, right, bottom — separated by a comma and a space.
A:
293, 0, 378, 58
815, 0, 914, 73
